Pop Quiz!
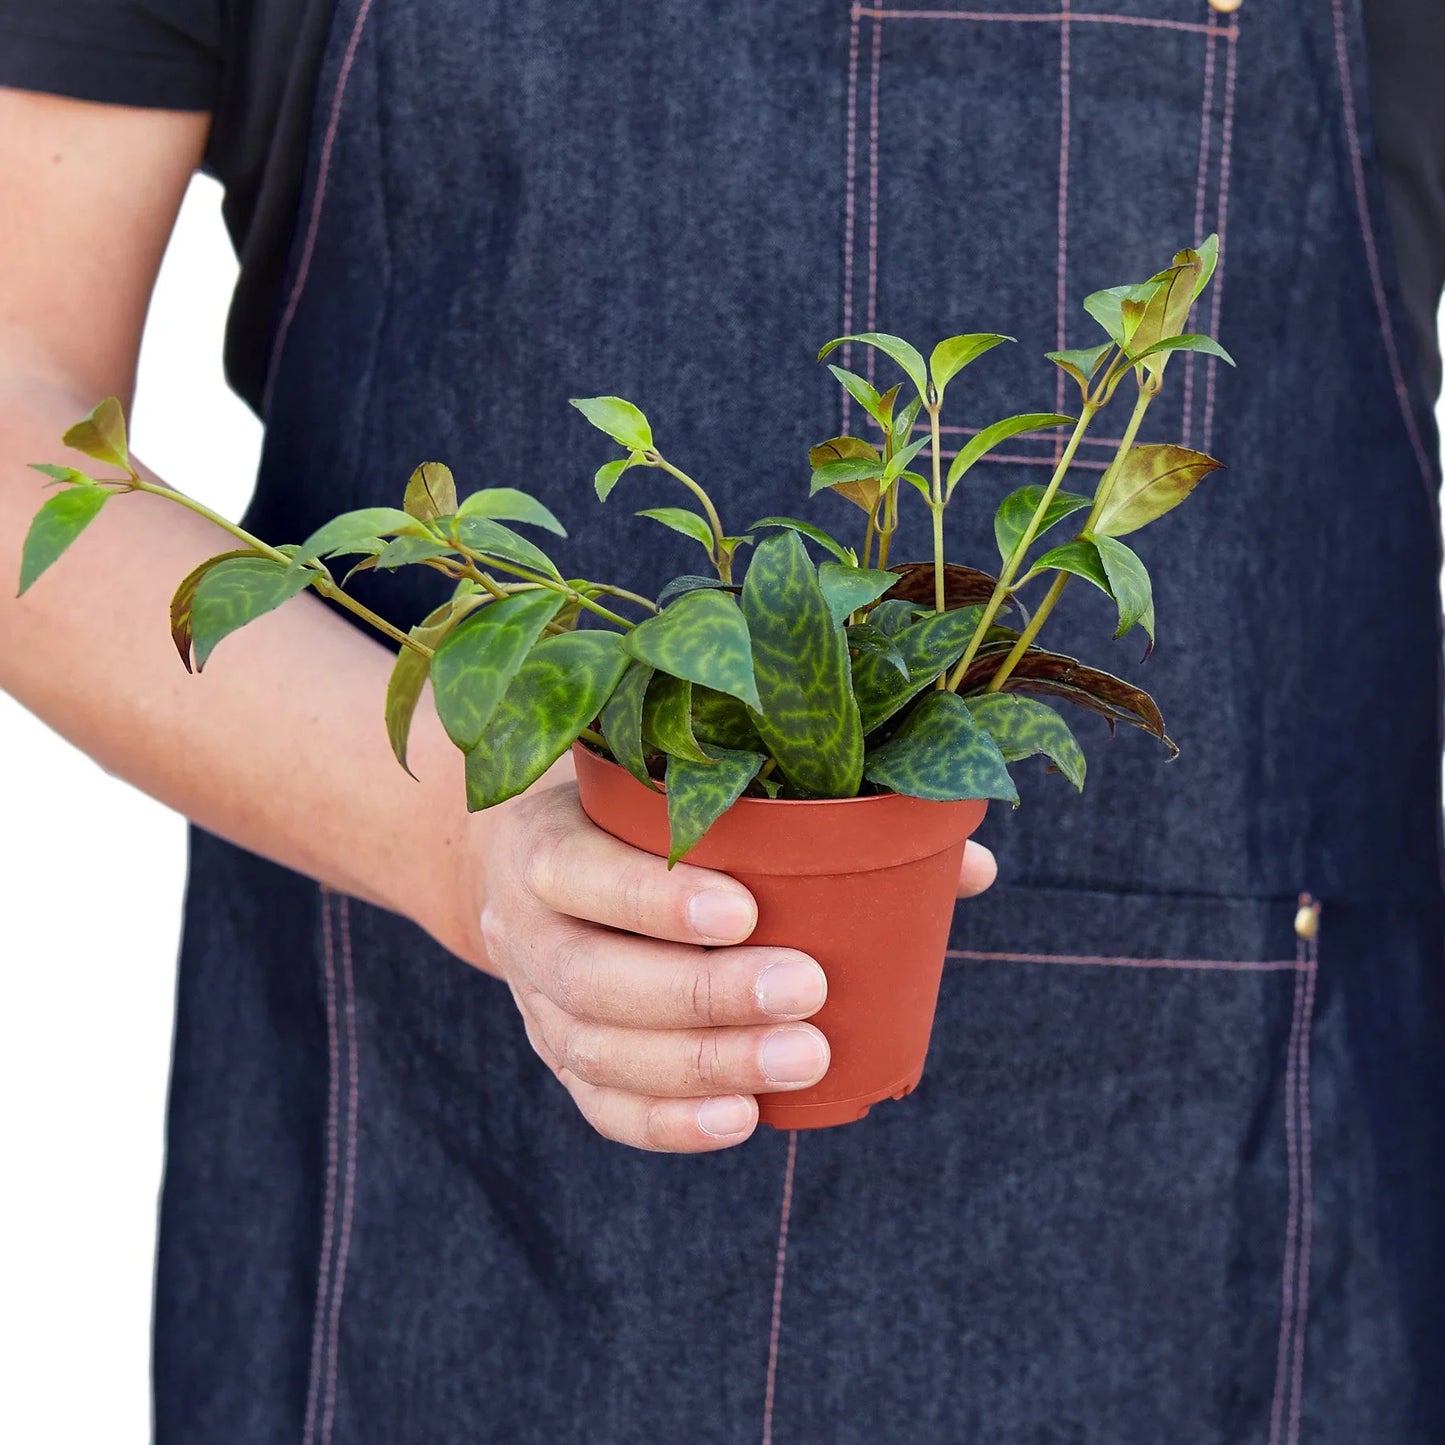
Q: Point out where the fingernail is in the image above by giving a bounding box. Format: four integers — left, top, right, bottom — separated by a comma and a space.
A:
697, 1096, 754, 1137
760, 1028, 828, 1086
687, 888, 754, 942
755, 959, 827, 1018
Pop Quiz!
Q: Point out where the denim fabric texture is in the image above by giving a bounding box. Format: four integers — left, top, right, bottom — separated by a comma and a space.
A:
154, 2, 1445, 1441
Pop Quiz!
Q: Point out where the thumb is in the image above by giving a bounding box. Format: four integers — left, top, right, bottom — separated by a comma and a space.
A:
956, 839, 997, 899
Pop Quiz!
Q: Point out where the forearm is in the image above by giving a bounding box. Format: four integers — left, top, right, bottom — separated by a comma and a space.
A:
1, 374, 515, 964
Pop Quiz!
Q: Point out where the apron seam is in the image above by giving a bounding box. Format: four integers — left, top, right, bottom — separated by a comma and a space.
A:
761, 1130, 801, 1445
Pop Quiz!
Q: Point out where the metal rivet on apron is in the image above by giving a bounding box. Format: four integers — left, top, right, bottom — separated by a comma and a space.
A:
1208, 0, 1243, 13
1294, 892, 1321, 941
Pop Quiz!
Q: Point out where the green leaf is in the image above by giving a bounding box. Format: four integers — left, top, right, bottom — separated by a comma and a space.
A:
168, 548, 255, 669
292, 507, 422, 567
746, 515, 852, 565
385, 594, 486, 775
188, 555, 315, 671
61, 397, 129, 471
455, 486, 567, 536
851, 606, 984, 734
624, 588, 760, 710
867, 598, 927, 636
656, 574, 731, 607
946, 413, 1075, 497
1028, 538, 1111, 595
453, 515, 562, 578
29, 463, 94, 488
1125, 240, 1221, 366
17, 484, 111, 596
1094, 534, 1155, 643
594, 450, 647, 502
642, 672, 714, 764
809, 456, 886, 496
817, 332, 929, 402
1095, 444, 1224, 538
740, 529, 863, 796
826, 365, 888, 429
964, 693, 1085, 791
464, 631, 629, 809
374, 535, 455, 569
882, 435, 929, 484
847, 621, 910, 678
599, 658, 657, 789
993, 485, 1093, 566
1083, 281, 1154, 347
569, 395, 654, 452
809, 436, 883, 513
430, 590, 566, 749
664, 747, 766, 866
403, 463, 458, 523
891, 396, 923, 453
1046, 343, 1113, 396
865, 691, 1017, 803
690, 685, 766, 751
898, 470, 932, 502
1130, 334, 1234, 369
636, 506, 716, 551
928, 333, 1012, 399
818, 563, 896, 629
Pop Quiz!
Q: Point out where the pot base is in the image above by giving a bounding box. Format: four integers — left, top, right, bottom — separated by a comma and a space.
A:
757, 1066, 923, 1131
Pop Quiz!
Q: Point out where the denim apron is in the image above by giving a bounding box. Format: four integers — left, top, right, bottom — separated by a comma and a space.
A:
154, 2, 1445, 1440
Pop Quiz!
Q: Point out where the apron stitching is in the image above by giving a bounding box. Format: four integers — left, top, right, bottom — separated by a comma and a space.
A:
302, 888, 342, 1445
1286, 935, 1319, 1445
854, 9, 1235, 37
946, 948, 1296, 971
865, 6, 885, 390
320, 895, 361, 1445
1267, 937, 1308, 1445
1053, 0, 1072, 456
1182, 8, 1220, 448
1201, 13, 1239, 455
841, 3, 863, 428
1328, 0, 1435, 487
761, 1130, 801, 1445
262, 0, 378, 417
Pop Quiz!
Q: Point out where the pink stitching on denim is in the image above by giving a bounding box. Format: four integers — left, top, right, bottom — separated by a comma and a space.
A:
761, 1130, 799, 1445
1267, 937, 1308, 1445
865, 9, 884, 387
262, 0, 377, 416
302, 889, 341, 1445
842, 5, 863, 429
1330, 0, 1434, 485
944, 452, 1110, 470
1054, 0, 1072, 451
320, 896, 360, 1445
1201, 17, 1237, 454
1286, 942, 1319, 1445
856, 9, 1234, 37
1181, 21, 1218, 448
946, 947, 1298, 971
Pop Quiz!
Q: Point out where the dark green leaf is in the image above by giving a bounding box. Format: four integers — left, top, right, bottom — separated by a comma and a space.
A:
818, 563, 896, 629
189, 556, 315, 671
741, 529, 863, 796
430, 590, 566, 749
862, 598, 926, 637
453, 515, 562, 578
403, 462, 458, 523
569, 395, 654, 452
385, 594, 487, 775
946, 413, 1074, 497
1130, 334, 1234, 369
664, 747, 766, 866
1095, 444, 1223, 538
746, 515, 852, 565
865, 691, 1017, 803
847, 621, 910, 678
656, 574, 732, 607
464, 631, 629, 809
929, 333, 1012, 398
455, 486, 567, 536
642, 672, 714, 764
599, 659, 657, 789
1028, 538, 1111, 595
993, 485, 1093, 566
690, 685, 766, 751
292, 507, 421, 567
624, 588, 760, 710
61, 397, 129, 471
1094, 534, 1155, 643
852, 605, 984, 734
17, 484, 111, 596
964, 693, 1086, 790
817, 332, 929, 402
636, 506, 716, 551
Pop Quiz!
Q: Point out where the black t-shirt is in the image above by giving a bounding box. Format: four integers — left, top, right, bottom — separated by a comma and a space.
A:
1, 1, 1442, 413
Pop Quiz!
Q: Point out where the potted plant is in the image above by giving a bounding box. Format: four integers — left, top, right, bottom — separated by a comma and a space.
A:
17, 237, 1229, 1130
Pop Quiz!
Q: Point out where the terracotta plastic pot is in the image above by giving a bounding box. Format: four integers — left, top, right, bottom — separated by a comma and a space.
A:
572, 743, 987, 1130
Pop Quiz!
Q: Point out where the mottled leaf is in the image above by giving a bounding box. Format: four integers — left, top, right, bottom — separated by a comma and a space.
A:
599, 659, 657, 789
61, 397, 129, 471
464, 631, 629, 809
746, 515, 852, 565
656, 574, 733, 607
636, 506, 715, 551
455, 486, 567, 535
868, 598, 928, 636
642, 672, 713, 764
964, 692, 1086, 790
570, 395, 654, 452
1094, 534, 1155, 643
1095, 444, 1223, 539
993, 485, 1093, 566
403, 463, 458, 523
818, 563, 897, 629
847, 622, 910, 678
385, 594, 487, 775
817, 332, 929, 401
17, 484, 111, 596
454, 515, 562, 578
741, 529, 863, 796
624, 588, 760, 710
430, 590, 566, 749
945, 413, 1074, 497
690, 685, 766, 751
664, 747, 766, 866
865, 691, 1017, 803
189, 555, 315, 671
851, 605, 985, 734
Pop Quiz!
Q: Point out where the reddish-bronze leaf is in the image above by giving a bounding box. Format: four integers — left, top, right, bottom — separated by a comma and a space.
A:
885, 561, 1000, 612
169, 549, 257, 673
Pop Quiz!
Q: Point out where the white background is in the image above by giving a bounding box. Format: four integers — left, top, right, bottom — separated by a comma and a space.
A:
3, 177, 1444, 1441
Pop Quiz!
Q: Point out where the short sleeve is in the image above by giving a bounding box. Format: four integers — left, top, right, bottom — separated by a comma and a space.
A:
0, 0, 221, 112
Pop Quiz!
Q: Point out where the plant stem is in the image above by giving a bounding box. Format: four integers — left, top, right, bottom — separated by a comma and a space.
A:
927, 402, 945, 616
1081, 380, 1154, 532
648, 454, 732, 584
983, 570, 1068, 692
579, 726, 606, 749
452, 544, 634, 629
589, 584, 661, 614
944, 405, 1097, 691
862, 504, 878, 571
132, 479, 429, 658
